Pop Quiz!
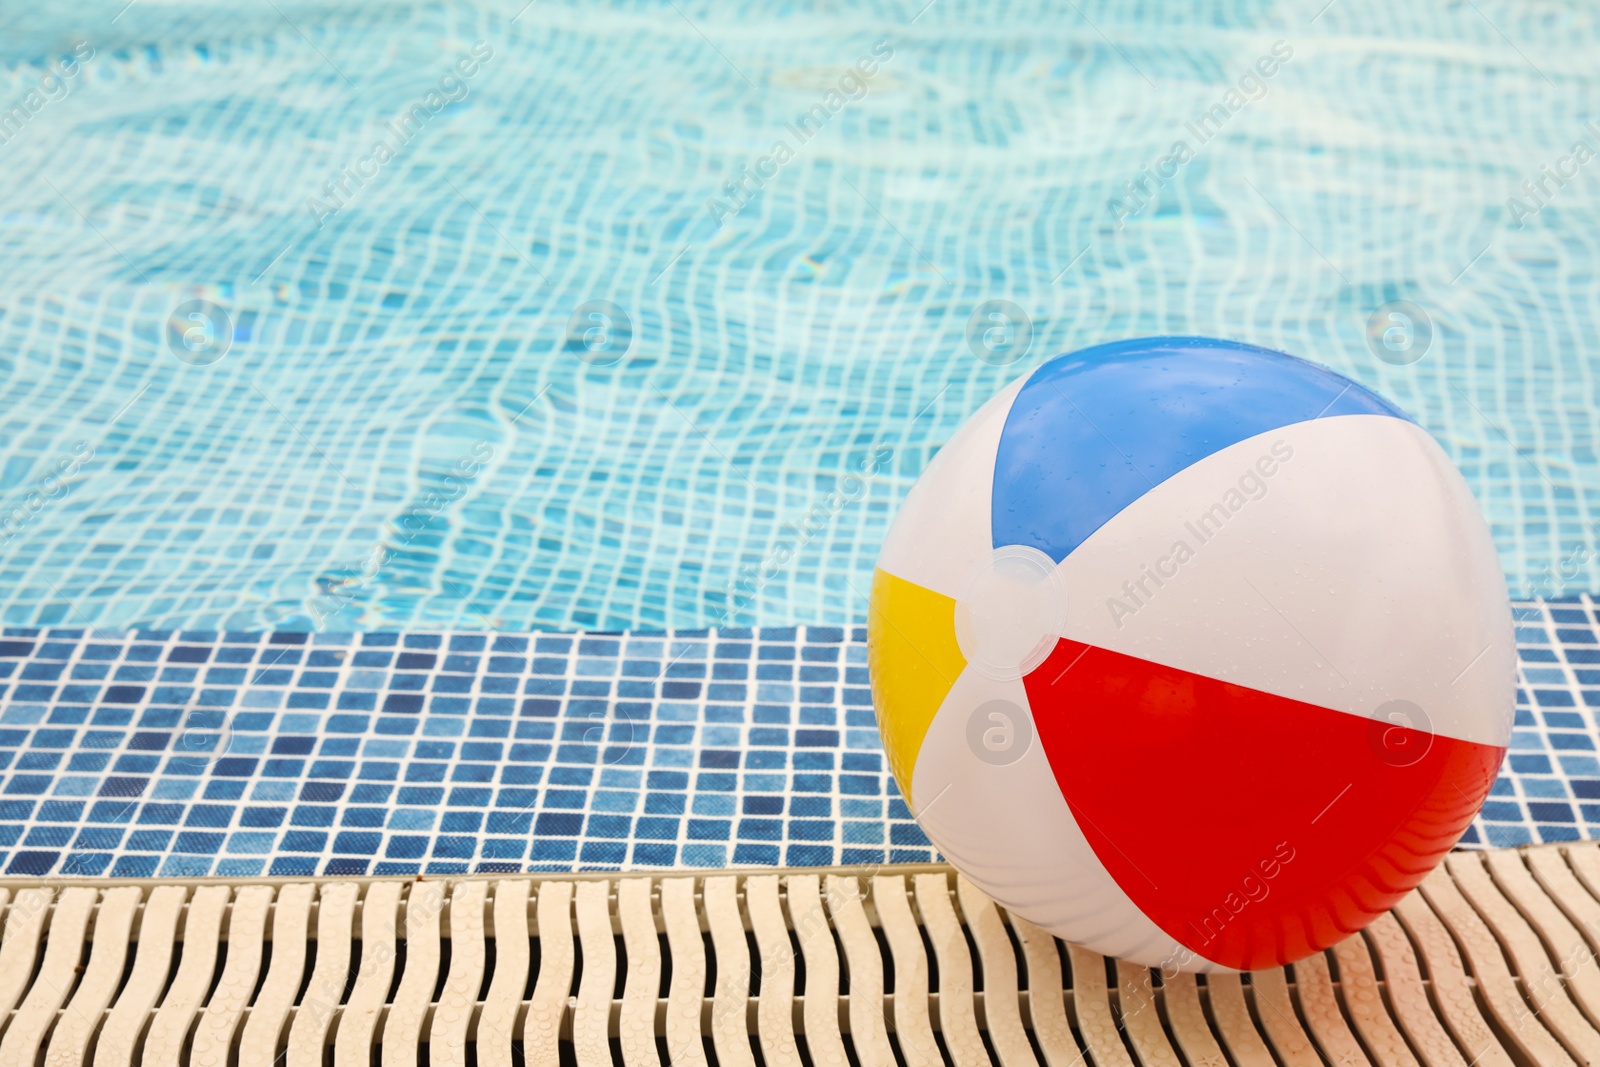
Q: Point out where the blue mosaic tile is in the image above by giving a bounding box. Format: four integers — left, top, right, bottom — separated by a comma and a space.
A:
0, 624, 919, 875
0, 604, 1595, 876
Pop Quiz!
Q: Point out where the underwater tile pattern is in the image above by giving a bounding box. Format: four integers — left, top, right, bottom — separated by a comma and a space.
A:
0, 601, 1594, 878
2, 1, 1600, 635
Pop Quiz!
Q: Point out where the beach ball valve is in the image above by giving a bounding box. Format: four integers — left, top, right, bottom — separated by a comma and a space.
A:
867, 336, 1513, 971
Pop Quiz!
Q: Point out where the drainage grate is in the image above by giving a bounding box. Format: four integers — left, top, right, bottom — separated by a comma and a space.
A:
4, 843, 1600, 1065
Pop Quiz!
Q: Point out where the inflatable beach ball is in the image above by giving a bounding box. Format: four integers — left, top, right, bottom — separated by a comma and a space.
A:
867, 336, 1513, 971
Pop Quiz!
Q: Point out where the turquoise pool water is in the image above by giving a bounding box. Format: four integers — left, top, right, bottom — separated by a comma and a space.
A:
2, 0, 1598, 633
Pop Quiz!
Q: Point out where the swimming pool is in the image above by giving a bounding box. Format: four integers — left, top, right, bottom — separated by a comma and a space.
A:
2, 1, 1598, 875
3, 0, 1598, 634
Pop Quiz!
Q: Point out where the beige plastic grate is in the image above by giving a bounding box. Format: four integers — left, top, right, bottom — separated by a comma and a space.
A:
6, 843, 1600, 1065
